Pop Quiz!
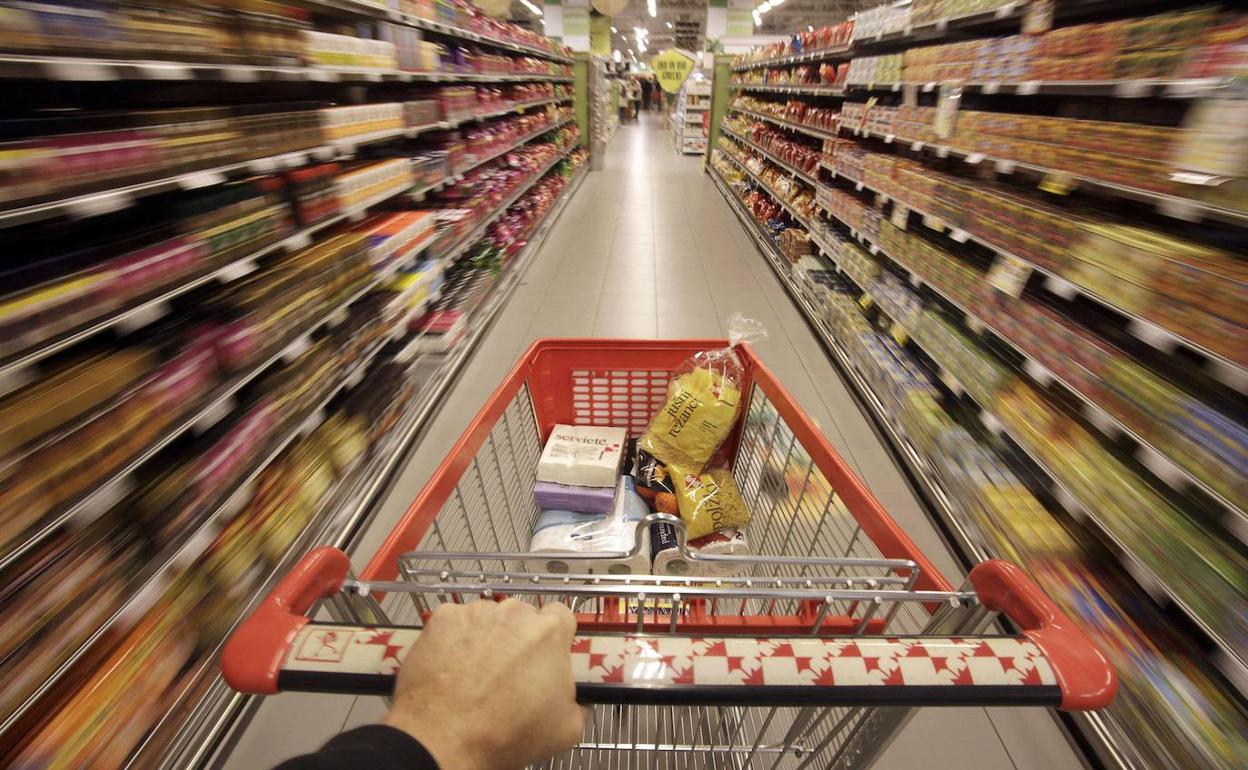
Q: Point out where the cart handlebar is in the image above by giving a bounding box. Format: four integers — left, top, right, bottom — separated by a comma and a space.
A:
222, 547, 1115, 710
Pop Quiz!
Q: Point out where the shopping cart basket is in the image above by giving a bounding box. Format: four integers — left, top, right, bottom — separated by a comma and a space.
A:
223, 339, 1115, 769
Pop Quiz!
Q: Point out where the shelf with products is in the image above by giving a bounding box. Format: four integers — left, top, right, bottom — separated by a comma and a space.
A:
452, 116, 574, 178
719, 125, 823, 193
728, 106, 839, 142
814, 140, 1248, 392
14, 154, 590, 770
0, 54, 574, 84
837, 107, 1248, 229
0, 142, 584, 763
807, 180, 1248, 694
731, 82, 848, 97
708, 157, 1248, 770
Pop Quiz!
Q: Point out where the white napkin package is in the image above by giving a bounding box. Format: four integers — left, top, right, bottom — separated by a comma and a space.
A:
535, 424, 627, 488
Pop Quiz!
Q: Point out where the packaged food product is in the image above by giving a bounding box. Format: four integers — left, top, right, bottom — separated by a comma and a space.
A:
670, 466, 751, 540
639, 314, 766, 470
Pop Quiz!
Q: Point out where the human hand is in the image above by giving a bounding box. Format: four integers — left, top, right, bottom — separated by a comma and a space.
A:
383, 599, 587, 770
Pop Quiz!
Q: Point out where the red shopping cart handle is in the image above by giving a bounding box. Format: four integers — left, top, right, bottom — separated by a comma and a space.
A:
254, 622, 1072, 708
223, 549, 1115, 710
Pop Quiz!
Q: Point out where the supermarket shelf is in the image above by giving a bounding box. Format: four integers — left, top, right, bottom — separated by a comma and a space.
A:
708, 162, 988, 576
818, 160, 1248, 393
717, 151, 815, 228
443, 145, 576, 265
720, 127, 820, 189
843, 123, 1248, 229
0, 54, 572, 83
453, 117, 573, 179
730, 106, 839, 141
0, 317, 396, 739
730, 82, 847, 97
710, 164, 1182, 770
800, 177, 1248, 697
291, 0, 574, 64
450, 95, 572, 126
0, 178, 421, 575
730, 1, 1025, 71
814, 197, 1248, 542
0, 145, 340, 231
895, 77, 1234, 98
132, 162, 590, 770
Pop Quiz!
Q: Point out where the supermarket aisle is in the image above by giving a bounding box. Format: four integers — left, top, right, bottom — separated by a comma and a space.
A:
223, 114, 1083, 770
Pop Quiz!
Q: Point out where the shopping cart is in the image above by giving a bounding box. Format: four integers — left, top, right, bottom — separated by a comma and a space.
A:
223, 339, 1115, 769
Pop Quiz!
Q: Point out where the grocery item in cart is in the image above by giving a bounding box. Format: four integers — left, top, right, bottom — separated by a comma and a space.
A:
527, 475, 650, 574
535, 424, 626, 487
651, 524, 749, 576
533, 480, 616, 513
638, 314, 766, 470
670, 465, 751, 539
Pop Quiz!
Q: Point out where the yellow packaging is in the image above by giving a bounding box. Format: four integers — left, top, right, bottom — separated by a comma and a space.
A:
641, 365, 741, 469
671, 467, 751, 539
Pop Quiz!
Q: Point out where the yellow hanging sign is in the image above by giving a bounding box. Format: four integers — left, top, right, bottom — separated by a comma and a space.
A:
653, 48, 696, 94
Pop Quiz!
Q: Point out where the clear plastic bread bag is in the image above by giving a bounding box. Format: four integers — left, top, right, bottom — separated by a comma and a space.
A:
638, 314, 767, 471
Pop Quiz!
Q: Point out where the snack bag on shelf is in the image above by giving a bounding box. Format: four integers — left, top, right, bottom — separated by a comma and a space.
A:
638, 314, 766, 470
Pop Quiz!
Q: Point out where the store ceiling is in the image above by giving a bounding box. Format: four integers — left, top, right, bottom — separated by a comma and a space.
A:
507, 0, 871, 52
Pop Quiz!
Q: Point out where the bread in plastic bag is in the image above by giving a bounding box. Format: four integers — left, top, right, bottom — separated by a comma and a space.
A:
670, 465, 751, 540
639, 314, 767, 470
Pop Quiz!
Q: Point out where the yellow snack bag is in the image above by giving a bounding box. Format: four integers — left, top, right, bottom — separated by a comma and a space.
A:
641, 366, 741, 469
639, 314, 766, 470
671, 466, 751, 540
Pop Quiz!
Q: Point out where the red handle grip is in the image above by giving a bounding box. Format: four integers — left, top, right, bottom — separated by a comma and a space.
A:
222, 546, 352, 695
968, 560, 1116, 710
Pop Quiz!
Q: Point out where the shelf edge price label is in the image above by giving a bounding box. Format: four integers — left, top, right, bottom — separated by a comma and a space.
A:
890, 201, 910, 230
891, 323, 909, 346
986, 253, 1033, 298
859, 294, 874, 310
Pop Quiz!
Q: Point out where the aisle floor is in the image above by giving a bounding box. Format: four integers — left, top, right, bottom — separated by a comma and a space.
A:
223, 115, 1086, 770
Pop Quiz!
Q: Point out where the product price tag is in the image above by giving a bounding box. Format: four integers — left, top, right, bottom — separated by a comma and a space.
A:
220, 481, 255, 520
137, 62, 192, 80
1022, 0, 1054, 33
77, 476, 135, 526
964, 315, 986, 335
223, 65, 260, 83
1157, 196, 1204, 222
964, 153, 985, 165
858, 294, 874, 310
855, 181, 864, 191
1052, 486, 1086, 521
283, 230, 313, 251
1022, 358, 1054, 387
45, 59, 114, 81
1129, 318, 1179, 352
116, 300, 170, 334
178, 170, 227, 191
981, 81, 1000, 95
987, 253, 1033, 297
979, 411, 1004, 434
875, 192, 887, 207
908, 272, 922, 289
299, 408, 327, 436
935, 18, 948, 31
995, 159, 1016, 174
1043, 273, 1079, 300
868, 242, 880, 255
939, 368, 963, 396
1124, 559, 1166, 602
173, 526, 218, 570
1083, 403, 1121, 437
1113, 79, 1153, 98
67, 191, 132, 219
890, 202, 910, 229
949, 228, 970, 243
345, 365, 367, 389
891, 323, 909, 346
911, 140, 925, 151
193, 396, 236, 434
883, 133, 895, 144
119, 573, 171, 626
1138, 446, 1187, 489
935, 145, 950, 158
1039, 172, 1077, 195
1016, 80, 1041, 95
281, 334, 312, 363
922, 82, 936, 93
922, 214, 945, 231
0, 365, 36, 400
217, 258, 258, 283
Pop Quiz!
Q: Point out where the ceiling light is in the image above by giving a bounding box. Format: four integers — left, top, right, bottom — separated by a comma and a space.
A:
665, 21, 673, 28
611, 26, 617, 33
613, 49, 622, 62
647, 0, 656, 18
519, 0, 542, 15
753, 10, 761, 25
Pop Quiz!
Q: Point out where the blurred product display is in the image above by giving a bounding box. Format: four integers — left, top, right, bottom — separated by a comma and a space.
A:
0, 1, 585, 767
717, 2, 1248, 769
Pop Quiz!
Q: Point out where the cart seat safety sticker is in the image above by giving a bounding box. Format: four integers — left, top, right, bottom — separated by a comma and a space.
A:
282, 625, 1058, 688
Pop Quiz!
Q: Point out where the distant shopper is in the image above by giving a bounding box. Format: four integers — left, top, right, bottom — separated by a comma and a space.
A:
640, 76, 653, 111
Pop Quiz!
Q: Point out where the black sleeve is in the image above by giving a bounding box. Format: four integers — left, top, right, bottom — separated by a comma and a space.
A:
274, 725, 440, 770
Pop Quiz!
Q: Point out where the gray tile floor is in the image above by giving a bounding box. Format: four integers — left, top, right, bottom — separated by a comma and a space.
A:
221, 115, 1086, 770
